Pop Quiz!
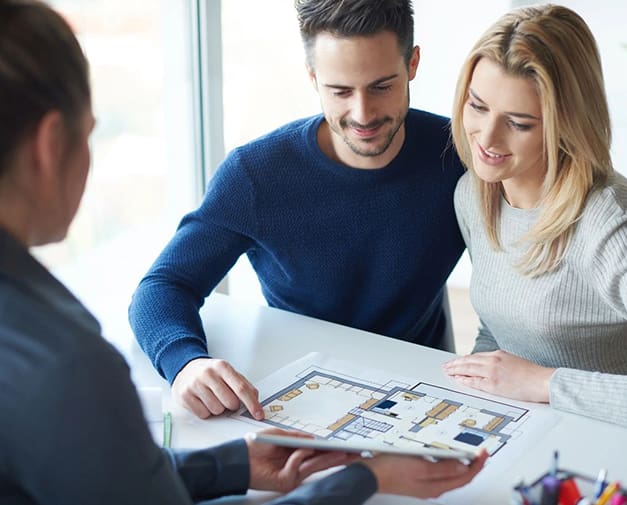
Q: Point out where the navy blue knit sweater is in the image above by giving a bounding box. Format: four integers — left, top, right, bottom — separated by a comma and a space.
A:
129, 110, 465, 383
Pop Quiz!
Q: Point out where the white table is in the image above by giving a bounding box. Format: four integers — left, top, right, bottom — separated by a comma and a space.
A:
128, 293, 627, 504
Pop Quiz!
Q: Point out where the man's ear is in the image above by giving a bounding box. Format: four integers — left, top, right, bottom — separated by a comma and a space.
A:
306, 63, 318, 91
32, 110, 65, 180
408, 45, 421, 81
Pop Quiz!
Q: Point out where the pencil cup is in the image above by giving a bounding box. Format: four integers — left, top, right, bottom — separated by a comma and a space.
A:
512, 469, 623, 505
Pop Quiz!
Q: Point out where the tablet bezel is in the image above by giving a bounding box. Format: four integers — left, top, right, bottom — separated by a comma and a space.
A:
251, 433, 478, 462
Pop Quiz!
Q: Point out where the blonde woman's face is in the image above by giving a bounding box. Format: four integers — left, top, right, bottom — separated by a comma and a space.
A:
462, 58, 546, 209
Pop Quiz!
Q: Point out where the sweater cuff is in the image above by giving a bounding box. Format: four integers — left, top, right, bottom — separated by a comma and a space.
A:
158, 336, 210, 384
549, 368, 583, 412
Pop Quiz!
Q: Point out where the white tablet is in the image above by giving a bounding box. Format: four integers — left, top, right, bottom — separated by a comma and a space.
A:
251, 433, 478, 462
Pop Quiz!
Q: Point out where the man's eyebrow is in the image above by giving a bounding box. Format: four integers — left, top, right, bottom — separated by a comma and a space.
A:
468, 88, 541, 120
322, 73, 399, 90
368, 74, 398, 86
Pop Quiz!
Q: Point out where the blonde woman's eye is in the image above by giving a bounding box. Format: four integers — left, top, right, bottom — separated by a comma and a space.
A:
509, 120, 532, 131
468, 101, 486, 112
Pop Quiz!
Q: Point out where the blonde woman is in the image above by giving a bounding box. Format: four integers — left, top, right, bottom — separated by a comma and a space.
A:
443, 4, 627, 426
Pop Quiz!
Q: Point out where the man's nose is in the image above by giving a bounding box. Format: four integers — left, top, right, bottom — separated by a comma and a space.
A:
350, 92, 377, 126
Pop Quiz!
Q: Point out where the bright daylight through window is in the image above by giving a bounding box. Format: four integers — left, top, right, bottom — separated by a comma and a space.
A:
35, 1, 198, 353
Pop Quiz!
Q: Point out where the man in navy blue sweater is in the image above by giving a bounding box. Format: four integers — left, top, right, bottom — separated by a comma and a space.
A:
129, 0, 465, 421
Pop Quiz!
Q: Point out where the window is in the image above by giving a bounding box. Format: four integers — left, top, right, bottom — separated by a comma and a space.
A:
35, 1, 198, 353
220, 2, 318, 303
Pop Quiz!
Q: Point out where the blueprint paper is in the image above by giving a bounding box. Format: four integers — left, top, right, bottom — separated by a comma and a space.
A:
233, 352, 559, 504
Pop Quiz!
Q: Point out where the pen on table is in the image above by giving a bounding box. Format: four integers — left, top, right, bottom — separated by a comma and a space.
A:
595, 482, 620, 505
550, 450, 559, 477
594, 469, 609, 499
163, 411, 172, 449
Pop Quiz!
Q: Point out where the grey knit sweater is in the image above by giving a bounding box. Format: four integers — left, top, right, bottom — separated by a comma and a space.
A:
454, 171, 627, 427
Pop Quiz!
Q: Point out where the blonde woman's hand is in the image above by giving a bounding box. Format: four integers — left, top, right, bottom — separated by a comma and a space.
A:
442, 350, 555, 402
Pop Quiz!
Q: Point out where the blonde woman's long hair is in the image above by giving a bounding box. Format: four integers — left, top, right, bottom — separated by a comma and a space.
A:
451, 4, 612, 277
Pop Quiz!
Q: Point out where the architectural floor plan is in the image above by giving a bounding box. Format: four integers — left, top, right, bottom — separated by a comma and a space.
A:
240, 362, 529, 457
232, 353, 558, 505
234, 353, 559, 504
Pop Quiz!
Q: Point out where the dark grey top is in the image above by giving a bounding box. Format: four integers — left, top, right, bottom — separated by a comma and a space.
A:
0, 228, 377, 504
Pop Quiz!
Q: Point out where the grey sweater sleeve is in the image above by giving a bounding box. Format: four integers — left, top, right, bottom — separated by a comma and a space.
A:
454, 175, 500, 355
471, 319, 501, 353
550, 182, 627, 426
550, 368, 627, 426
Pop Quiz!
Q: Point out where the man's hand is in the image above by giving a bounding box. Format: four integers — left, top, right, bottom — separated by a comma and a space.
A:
362, 450, 488, 498
172, 357, 264, 419
245, 428, 355, 493
442, 350, 555, 402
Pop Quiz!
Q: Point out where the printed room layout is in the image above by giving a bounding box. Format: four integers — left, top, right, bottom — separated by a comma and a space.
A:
242, 366, 530, 456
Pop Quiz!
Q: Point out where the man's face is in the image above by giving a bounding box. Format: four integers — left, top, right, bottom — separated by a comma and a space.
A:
309, 30, 419, 169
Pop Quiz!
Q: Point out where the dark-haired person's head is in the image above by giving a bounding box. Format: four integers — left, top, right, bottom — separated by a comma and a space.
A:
0, 0, 94, 246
